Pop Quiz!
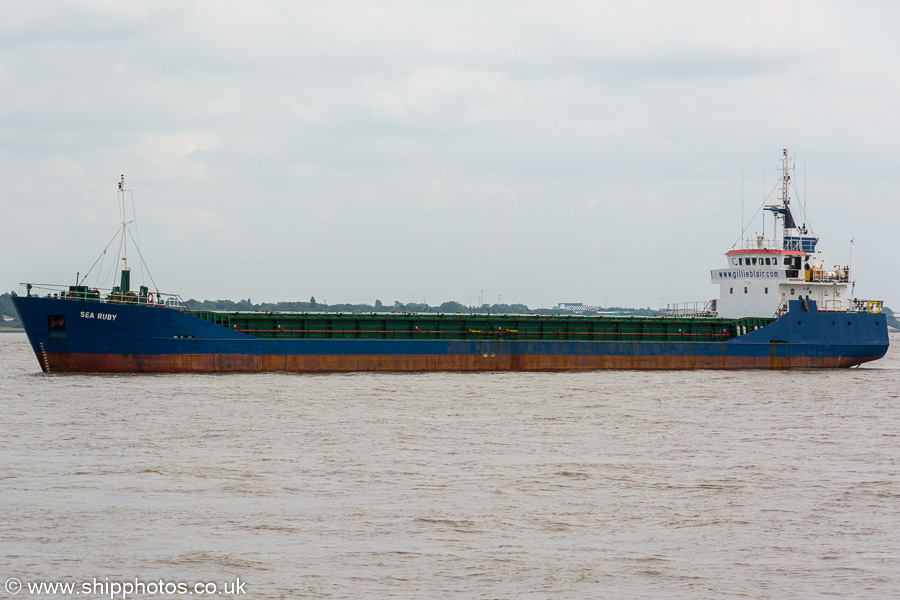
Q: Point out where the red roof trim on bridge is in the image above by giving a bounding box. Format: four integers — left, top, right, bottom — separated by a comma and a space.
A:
725, 249, 805, 256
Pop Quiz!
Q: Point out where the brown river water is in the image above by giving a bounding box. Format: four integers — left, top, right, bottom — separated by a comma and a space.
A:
2, 331, 899, 599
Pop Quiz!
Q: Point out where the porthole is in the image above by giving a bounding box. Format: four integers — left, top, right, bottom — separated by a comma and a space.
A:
847, 322, 852, 326
830, 321, 835, 326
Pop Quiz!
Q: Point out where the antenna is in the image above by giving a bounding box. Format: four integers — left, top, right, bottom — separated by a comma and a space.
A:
804, 150, 807, 217
849, 238, 854, 277
763, 159, 768, 240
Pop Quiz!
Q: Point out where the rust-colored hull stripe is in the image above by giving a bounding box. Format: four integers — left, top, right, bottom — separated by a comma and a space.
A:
39, 352, 875, 373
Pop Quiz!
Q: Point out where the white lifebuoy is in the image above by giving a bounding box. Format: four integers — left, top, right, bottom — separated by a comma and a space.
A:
147, 292, 156, 304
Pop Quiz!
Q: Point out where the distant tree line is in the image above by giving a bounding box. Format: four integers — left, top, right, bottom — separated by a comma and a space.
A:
185, 296, 542, 315
183, 296, 663, 317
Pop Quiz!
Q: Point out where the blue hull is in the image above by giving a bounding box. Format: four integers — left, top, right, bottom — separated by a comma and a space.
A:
12, 296, 889, 372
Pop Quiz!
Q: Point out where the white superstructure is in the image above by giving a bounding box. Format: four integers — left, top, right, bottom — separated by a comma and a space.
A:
711, 149, 851, 319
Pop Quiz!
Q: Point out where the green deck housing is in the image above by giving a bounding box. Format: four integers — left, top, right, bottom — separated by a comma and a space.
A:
189, 311, 774, 343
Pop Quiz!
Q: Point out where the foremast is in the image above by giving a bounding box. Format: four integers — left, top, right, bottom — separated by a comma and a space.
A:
118, 175, 133, 293
20, 175, 186, 308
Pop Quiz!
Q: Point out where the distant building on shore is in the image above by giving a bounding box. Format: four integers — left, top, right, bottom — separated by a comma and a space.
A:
557, 303, 602, 313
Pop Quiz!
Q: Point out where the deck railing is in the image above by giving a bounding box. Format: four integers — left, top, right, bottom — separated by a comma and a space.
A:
665, 300, 717, 317
851, 299, 883, 314
18, 282, 187, 310
775, 297, 883, 317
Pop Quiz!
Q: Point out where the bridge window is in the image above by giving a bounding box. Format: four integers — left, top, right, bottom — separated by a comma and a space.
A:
784, 257, 791, 265
751, 258, 757, 265
732, 258, 738, 265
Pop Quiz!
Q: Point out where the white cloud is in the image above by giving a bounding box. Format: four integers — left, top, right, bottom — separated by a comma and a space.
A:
149, 206, 223, 232
369, 65, 522, 123
134, 131, 218, 176
523, 0, 844, 60
291, 103, 322, 123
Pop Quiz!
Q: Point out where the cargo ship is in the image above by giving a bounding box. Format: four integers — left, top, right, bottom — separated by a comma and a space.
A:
12, 151, 889, 372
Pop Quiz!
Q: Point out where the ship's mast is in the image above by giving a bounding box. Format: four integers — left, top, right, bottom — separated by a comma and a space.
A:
780, 148, 791, 211
118, 175, 133, 292
762, 148, 795, 249
765, 148, 818, 253
777, 148, 791, 247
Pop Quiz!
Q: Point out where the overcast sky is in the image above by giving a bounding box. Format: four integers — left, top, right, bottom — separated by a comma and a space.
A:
2, 0, 899, 309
